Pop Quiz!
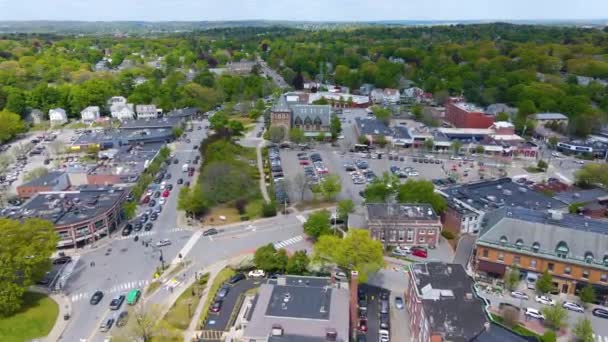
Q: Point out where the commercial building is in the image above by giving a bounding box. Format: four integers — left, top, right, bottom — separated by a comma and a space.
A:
226, 60, 256, 74
270, 95, 332, 138
475, 207, 608, 301
406, 262, 488, 342
438, 178, 565, 234
166, 107, 200, 120
135, 104, 159, 119
307, 92, 370, 108
17, 171, 70, 198
2, 185, 127, 248
85, 143, 161, 185
445, 102, 495, 129
70, 128, 174, 151
365, 203, 442, 248
119, 116, 183, 130
353, 117, 393, 145
242, 275, 350, 342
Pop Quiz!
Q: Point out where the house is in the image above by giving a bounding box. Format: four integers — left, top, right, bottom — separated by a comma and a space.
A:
110, 103, 135, 121
241, 275, 351, 342
226, 60, 255, 74
17, 171, 70, 198
530, 113, 569, 125
406, 262, 488, 342
107, 96, 127, 108
365, 203, 442, 248
445, 102, 495, 129
486, 103, 518, 117
370, 89, 385, 103
475, 207, 608, 301
269, 95, 332, 139
383, 88, 401, 104
26, 109, 45, 124
135, 104, 158, 119
402, 87, 425, 103
80, 106, 100, 124
359, 83, 375, 96
49, 108, 68, 126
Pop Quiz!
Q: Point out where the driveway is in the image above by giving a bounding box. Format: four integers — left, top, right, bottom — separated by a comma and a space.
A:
203, 278, 262, 331
453, 234, 477, 268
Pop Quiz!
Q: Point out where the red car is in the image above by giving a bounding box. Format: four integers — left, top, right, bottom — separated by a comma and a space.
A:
357, 319, 368, 332
141, 195, 150, 204
162, 190, 170, 198
188, 170, 194, 177
412, 247, 428, 258
299, 160, 309, 165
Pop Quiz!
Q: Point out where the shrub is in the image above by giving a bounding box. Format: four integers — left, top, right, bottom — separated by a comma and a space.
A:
540, 331, 556, 342
441, 230, 455, 240
262, 202, 277, 217
235, 198, 248, 215
240, 215, 249, 221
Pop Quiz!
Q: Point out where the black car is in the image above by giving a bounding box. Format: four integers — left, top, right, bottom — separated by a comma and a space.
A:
380, 291, 389, 300
116, 311, 129, 327
121, 225, 133, 236
144, 223, 153, 231
228, 273, 246, 284
153, 191, 161, 198
140, 215, 149, 223
593, 308, 608, 319
109, 295, 125, 310
185, 181, 190, 187
148, 199, 156, 207
150, 213, 158, 221
379, 313, 390, 329
134, 222, 143, 231
90, 291, 104, 305
165, 173, 172, 180
52, 256, 72, 265
177, 178, 183, 184
203, 228, 218, 236
217, 285, 230, 299
167, 184, 173, 191
173, 159, 179, 164
185, 138, 191, 143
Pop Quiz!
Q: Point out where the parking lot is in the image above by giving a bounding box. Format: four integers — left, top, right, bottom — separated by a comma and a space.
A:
357, 284, 392, 342
202, 277, 261, 331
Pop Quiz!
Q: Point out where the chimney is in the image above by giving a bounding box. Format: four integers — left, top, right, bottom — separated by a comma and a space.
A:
349, 271, 359, 336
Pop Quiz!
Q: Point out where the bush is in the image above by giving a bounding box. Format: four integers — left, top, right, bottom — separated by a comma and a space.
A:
235, 198, 248, 215
262, 202, 277, 217
441, 230, 455, 240
540, 331, 556, 342
240, 215, 249, 221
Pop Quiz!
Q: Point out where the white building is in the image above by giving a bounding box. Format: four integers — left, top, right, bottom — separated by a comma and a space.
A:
383, 88, 401, 104
370, 89, 384, 103
107, 96, 127, 108
49, 108, 68, 126
135, 105, 158, 119
111, 103, 135, 121
80, 106, 100, 124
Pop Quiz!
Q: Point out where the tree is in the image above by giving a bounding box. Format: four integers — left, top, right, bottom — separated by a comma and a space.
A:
0, 110, 25, 143
573, 317, 594, 342
337, 199, 355, 223
536, 270, 555, 294
313, 229, 385, 283
0, 218, 58, 316
474, 145, 485, 154
292, 71, 304, 90
375, 135, 388, 147
286, 250, 310, 275
268, 126, 286, 143
575, 163, 608, 188
423, 139, 434, 152
504, 266, 521, 291
254, 244, 287, 273
540, 331, 557, 342
541, 304, 568, 331
537, 159, 548, 171
411, 104, 423, 120
372, 106, 391, 125
397, 180, 447, 214
357, 135, 370, 145
291, 173, 311, 201
172, 126, 184, 139
451, 140, 462, 155
303, 209, 332, 239
312, 174, 342, 201
116, 303, 161, 342
289, 127, 304, 143
548, 136, 559, 148
262, 201, 277, 217
23, 167, 49, 183
496, 112, 510, 122
579, 284, 596, 308
330, 115, 342, 140
364, 172, 399, 203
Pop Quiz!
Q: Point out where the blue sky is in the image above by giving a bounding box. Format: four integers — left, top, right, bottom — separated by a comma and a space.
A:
0, 0, 607, 21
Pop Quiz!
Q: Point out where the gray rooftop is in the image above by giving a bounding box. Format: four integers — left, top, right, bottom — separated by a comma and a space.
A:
73, 128, 173, 147
410, 262, 488, 342
392, 125, 412, 140
20, 171, 67, 188
366, 203, 438, 221
479, 207, 608, 267
166, 107, 198, 118
292, 105, 331, 127
442, 178, 566, 212
89, 143, 162, 181
119, 116, 182, 130
355, 117, 392, 136
272, 95, 291, 113
531, 113, 568, 120
268, 335, 328, 342
2, 185, 126, 226
554, 188, 608, 205
244, 276, 348, 342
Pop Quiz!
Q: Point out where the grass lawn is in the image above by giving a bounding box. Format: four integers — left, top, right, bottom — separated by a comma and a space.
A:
491, 313, 541, 338
163, 274, 210, 331
146, 281, 162, 295
294, 200, 336, 211
524, 166, 544, 173
202, 198, 264, 225
29, 122, 51, 131
199, 267, 236, 328
0, 292, 59, 342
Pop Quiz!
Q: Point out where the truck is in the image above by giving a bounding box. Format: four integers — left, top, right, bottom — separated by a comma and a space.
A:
182, 163, 189, 172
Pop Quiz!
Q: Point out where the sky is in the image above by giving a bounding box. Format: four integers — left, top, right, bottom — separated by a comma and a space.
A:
0, 0, 607, 22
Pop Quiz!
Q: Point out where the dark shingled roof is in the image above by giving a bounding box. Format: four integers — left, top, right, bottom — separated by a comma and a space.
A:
20, 171, 66, 188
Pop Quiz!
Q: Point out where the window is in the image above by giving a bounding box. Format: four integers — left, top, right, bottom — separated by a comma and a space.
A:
418, 237, 425, 243
585, 252, 594, 264
530, 259, 537, 269
601, 274, 607, 283
532, 242, 540, 253
515, 239, 524, 250
419, 229, 426, 235
497, 253, 504, 261
564, 266, 571, 275
582, 270, 590, 279
427, 229, 435, 235
604, 255, 608, 267
389, 230, 397, 242
555, 241, 569, 259
380, 231, 385, 241
499, 236, 508, 246
482, 249, 489, 258
398, 230, 405, 241
548, 263, 554, 271
513, 256, 521, 265
407, 229, 414, 242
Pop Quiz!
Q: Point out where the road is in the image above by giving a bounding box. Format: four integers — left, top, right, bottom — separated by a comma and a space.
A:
480, 290, 608, 340
257, 56, 288, 89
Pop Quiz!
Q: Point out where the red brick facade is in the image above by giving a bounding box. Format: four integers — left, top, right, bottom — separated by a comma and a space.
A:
446, 102, 495, 128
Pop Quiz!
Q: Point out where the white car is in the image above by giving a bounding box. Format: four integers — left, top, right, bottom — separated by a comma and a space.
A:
525, 307, 545, 320
575, 160, 585, 165
510, 291, 529, 300
393, 246, 411, 256
159, 198, 166, 205
156, 239, 171, 247
562, 301, 584, 313
248, 269, 265, 278
535, 295, 555, 306
407, 171, 419, 177
379, 329, 390, 342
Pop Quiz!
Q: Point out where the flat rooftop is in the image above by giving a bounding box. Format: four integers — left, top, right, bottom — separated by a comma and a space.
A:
119, 116, 182, 129
410, 262, 487, 341
89, 143, 162, 179
265, 285, 332, 320
366, 203, 438, 221
2, 185, 126, 226
452, 102, 486, 113
73, 128, 173, 146
442, 178, 566, 212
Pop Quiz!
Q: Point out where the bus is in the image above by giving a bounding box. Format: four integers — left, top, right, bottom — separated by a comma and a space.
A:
126, 289, 141, 305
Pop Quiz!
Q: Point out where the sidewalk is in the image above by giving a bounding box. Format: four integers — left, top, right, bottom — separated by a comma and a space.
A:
256, 139, 270, 203
38, 290, 71, 342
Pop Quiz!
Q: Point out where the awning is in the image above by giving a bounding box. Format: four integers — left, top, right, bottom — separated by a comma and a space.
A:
477, 260, 506, 276
526, 272, 539, 281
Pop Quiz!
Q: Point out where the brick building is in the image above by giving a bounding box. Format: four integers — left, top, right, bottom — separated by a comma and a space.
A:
406, 262, 488, 342
365, 203, 442, 248
475, 207, 608, 301
17, 171, 70, 198
446, 102, 495, 129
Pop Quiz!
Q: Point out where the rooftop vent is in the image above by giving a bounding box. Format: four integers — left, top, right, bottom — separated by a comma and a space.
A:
550, 211, 563, 221
271, 325, 283, 336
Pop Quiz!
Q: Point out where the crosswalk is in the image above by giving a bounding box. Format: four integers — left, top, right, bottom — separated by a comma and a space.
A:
593, 334, 608, 342
274, 235, 304, 249
70, 279, 149, 302
116, 227, 188, 240
295, 215, 306, 223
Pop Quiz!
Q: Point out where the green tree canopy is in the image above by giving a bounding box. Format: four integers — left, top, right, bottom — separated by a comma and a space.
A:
573, 317, 594, 342
541, 304, 568, 331
397, 180, 447, 214
285, 250, 310, 275
288, 127, 304, 143
536, 270, 555, 294
372, 106, 391, 125
579, 284, 596, 308
364, 172, 399, 203
23, 167, 49, 183
303, 209, 332, 239
312, 174, 342, 201
268, 126, 286, 143
575, 163, 608, 189
253, 244, 288, 273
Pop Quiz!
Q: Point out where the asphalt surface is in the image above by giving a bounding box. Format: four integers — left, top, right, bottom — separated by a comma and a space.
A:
203, 278, 261, 331
453, 234, 477, 268
257, 57, 288, 88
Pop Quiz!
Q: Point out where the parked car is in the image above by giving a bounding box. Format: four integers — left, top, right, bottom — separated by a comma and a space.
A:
535, 295, 555, 306
116, 311, 129, 327
109, 295, 125, 310
156, 239, 171, 247
392, 246, 411, 256
525, 307, 545, 320
592, 307, 608, 319
217, 285, 231, 299
203, 228, 218, 236
177, 178, 183, 184
90, 291, 104, 305
228, 273, 246, 284
210, 299, 223, 313
52, 256, 72, 265
357, 318, 368, 332
99, 317, 115, 332
379, 313, 390, 329
562, 301, 584, 313
411, 247, 428, 258
248, 269, 266, 278
394, 296, 404, 309
144, 222, 153, 231
379, 329, 390, 342
510, 291, 529, 300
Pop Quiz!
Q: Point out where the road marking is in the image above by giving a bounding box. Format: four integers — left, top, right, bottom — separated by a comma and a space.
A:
69, 280, 149, 302
116, 228, 188, 241
296, 215, 306, 223
274, 235, 304, 249
593, 334, 608, 342
170, 230, 202, 265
